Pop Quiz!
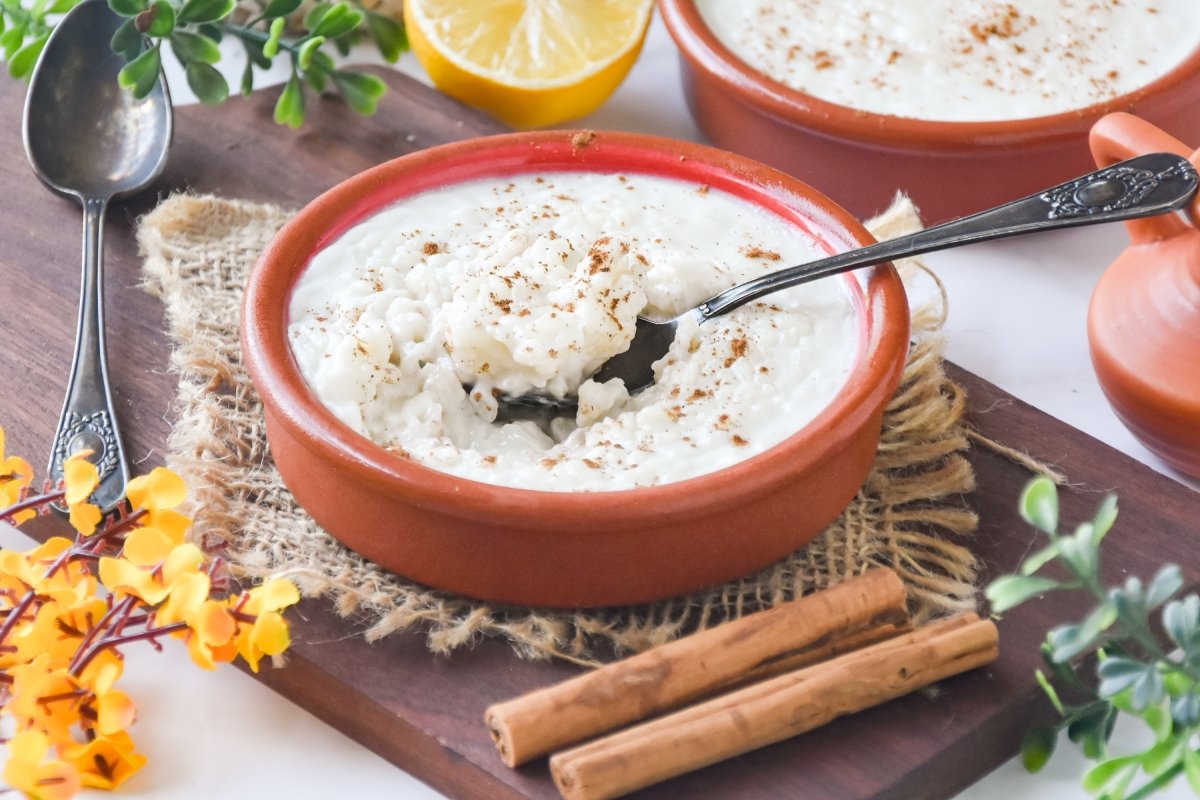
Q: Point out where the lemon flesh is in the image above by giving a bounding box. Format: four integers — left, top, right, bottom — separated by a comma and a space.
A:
406, 0, 654, 128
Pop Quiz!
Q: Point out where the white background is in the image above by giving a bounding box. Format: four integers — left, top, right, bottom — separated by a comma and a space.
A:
2, 9, 1198, 799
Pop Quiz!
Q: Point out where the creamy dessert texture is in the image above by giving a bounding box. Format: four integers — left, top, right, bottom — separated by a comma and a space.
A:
695, 0, 1200, 122
288, 172, 858, 491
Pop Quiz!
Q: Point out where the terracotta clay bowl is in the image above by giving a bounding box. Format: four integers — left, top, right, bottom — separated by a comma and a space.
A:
241, 131, 909, 608
658, 0, 1200, 223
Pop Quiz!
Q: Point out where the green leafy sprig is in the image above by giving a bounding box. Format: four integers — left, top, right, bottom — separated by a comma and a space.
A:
1, 0, 407, 127
987, 478, 1200, 800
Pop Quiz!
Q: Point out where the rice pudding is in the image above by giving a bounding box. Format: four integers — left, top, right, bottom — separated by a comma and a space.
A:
288, 172, 859, 491
695, 0, 1200, 122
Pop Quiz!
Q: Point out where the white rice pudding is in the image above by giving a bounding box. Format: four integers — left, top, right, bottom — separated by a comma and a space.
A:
695, 0, 1200, 122
288, 172, 859, 491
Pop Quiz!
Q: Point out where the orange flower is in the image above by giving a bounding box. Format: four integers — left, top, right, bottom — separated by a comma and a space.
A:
5, 655, 84, 746
232, 578, 300, 673
61, 730, 146, 791
2, 731, 81, 800
97, 541, 205, 606
158, 572, 238, 670
9, 596, 107, 667
126, 467, 187, 512
87, 656, 136, 737
0, 426, 35, 524
62, 451, 98, 508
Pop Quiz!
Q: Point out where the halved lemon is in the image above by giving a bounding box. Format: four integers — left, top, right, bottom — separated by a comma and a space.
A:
404, 0, 654, 128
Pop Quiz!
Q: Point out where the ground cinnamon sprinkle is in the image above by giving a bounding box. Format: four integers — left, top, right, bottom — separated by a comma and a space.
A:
571, 130, 597, 149
422, 241, 441, 255
741, 246, 782, 261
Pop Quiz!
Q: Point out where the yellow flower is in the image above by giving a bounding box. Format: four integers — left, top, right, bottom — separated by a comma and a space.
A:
2, 730, 81, 800
62, 451, 99, 507
157, 572, 238, 670
68, 501, 101, 537
9, 596, 107, 667
98, 542, 205, 606
126, 467, 187, 512
5, 655, 84, 746
61, 731, 146, 791
0, 425, 35, 524
232, 578, 300, 673
88, 656, 137, 737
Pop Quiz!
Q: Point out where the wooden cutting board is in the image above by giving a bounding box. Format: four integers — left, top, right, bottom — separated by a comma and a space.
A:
2, 68, 1198, 800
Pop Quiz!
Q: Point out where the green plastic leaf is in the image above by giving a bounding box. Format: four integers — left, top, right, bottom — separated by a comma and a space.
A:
1068, 705, 1110, 760
263, 17, 285, 59
1, 23, 28, 61
176, 0, 235, 24
263, 0, 303, 18
240, 58, 254, 96
1164, 669, 1193, 697
1021, 726, 1056, 773
1082, 755, 1141, 796
1049, 623, 1098, 663
1079, 602, 1118, 644
1172, 691, 1200, 728
108, 0, 148, 17
198, 24, 223, 42
1098, 657, 1151, 698
1146, 564, 1183, 609
366, 11, 407, 62
1141, 703, 1173, 743
1020, 477, 1059, 534
1110, 578, 1147, 627
1035, 670, 1065, 715
111, 18, 142, 60
117, 43, 161, 98
1092, 494, 1118, 542
332, 70, 386, 115
303, 1, 332, 30
1142, 737, 1185, 778
1184, 748, 1200, 794
7, 32, 47, 79
302, 63, 327, 92
1163, 594, 1200, 653
297, 35, 324, 71
1133, 668, 1165, 712
1020, 541, 1061, 576
274, 74, 305, 128
48, 0, 82, 12
1059, 531, 1097, 582
143, 1, 175, 36
986, 574, 1061, 614
170, 30, 221, 64
185, 61, 228, 104
310, 2, 362, 39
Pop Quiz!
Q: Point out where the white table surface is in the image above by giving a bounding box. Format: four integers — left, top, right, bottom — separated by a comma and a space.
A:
3, 12, 1198, 799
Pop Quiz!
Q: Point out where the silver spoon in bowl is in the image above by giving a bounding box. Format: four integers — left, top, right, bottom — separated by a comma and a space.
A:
497, 152, 1198, 416
23, 1, 173, 511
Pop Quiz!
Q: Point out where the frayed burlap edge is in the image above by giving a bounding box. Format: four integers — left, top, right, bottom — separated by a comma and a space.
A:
139, 192, 979, 664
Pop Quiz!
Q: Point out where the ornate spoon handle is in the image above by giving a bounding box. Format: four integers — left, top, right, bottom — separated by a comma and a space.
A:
48, 196, 130, 513
701, 152, 1199, 318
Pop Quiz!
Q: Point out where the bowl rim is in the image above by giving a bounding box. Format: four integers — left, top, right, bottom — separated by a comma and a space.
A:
241, 130, 910, 532
658, 0, 1200, 151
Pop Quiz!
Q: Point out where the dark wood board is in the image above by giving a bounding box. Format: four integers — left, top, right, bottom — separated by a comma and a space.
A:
1, 68, 1198, 800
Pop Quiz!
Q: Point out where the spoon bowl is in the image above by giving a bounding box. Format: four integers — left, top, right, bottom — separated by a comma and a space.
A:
497, 152, 1199, 415
23, 0, 173, 511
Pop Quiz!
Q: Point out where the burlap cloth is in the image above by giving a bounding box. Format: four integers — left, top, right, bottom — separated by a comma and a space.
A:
138, 194, 980, 664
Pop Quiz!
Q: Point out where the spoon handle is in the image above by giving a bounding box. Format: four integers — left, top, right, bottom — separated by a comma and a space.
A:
700, 152, 1199, 319
48, 197, 130, 513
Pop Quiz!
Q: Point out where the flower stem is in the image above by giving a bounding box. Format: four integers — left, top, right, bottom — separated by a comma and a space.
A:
0, 489, 65, 523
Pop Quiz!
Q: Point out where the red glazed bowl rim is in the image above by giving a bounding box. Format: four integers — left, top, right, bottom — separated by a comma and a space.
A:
241, 131, 909, 533
658, 0, 1200, 152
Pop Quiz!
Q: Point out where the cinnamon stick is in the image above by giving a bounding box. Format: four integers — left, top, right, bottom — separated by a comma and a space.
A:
486, 568, 909, 767
550, 614, 998, 800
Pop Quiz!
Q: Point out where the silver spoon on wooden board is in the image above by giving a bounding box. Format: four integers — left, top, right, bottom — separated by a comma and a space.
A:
496, 152, 1198, 416
23, 1, 173, 511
